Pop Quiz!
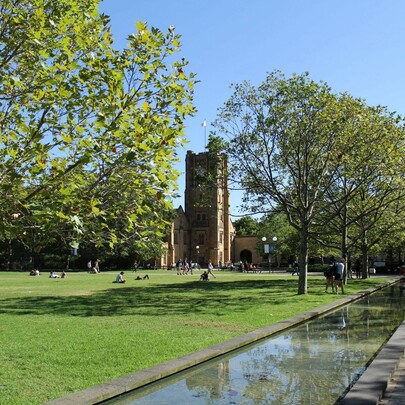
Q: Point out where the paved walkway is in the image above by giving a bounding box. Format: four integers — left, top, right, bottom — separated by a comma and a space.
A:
380, 351, 405, 405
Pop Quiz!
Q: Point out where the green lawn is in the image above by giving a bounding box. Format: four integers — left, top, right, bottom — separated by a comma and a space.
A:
0, 270, 392, 404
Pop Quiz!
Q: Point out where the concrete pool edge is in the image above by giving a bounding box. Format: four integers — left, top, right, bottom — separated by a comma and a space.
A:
44, 279, 399, 405
339, 320, 405, 405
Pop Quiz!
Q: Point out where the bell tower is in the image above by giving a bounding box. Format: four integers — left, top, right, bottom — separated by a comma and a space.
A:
185, 150, 234, 266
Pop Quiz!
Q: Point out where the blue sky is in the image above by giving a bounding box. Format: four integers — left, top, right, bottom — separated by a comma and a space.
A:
99, 0, 405, 215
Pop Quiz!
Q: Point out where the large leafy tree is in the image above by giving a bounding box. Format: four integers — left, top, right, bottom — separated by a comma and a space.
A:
0, 1, 196, 255
214, 71, 404, 291
214, 71, 354, 294
313, 101, 405, 278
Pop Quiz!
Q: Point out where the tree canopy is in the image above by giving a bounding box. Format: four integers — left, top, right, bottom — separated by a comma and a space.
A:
214, 70, 404, 294
0, 0, 196, 258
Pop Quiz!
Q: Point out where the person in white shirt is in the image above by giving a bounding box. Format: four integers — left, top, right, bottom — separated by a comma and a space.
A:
207, 260, 216, 278
115, 271, 126, 284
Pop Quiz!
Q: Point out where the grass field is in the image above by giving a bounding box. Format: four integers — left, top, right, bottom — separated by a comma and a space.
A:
0, 269, 392, 404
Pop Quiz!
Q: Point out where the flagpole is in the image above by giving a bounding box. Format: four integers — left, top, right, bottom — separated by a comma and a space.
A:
203, 119, 206, 148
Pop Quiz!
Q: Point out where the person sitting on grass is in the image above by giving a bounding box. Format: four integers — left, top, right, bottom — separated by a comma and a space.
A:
135, 274, 149, 280
114, 271, 126, 284
200, 271, 209, 281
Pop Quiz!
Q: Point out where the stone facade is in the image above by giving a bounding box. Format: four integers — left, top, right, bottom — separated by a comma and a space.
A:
160, 150, 265, 269
233, 236, 263, 265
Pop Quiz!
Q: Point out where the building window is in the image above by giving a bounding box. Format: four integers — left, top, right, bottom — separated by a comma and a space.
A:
174, 232, 178, 245
198, 233, 205, 245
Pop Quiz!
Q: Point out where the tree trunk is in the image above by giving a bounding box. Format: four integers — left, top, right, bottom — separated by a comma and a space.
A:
298, 226, 309, 294
341, 188, 348, 285
361, 232, 369, 279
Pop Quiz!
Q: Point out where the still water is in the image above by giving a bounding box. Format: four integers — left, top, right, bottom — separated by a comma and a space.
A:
106, 283, 405, 405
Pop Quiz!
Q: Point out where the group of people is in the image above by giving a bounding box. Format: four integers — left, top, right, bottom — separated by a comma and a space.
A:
216, 261, 234, 270
49, 271, 67, 278
29, 269, 67, 278
240, 260, 259, 272
113, 271, 149, 284
324, 258, 345, 294
199, 259, 216, 281
175, 258, 232, 275
87, 259, 100, 274
175, 258, 195, 275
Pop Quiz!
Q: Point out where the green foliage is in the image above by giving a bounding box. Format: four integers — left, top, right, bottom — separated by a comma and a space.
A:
308, 263, 328, 273
42, 253, 67, 270
233, 216, 260, 235
260, 211, 299, 257
216, 71, 346, 227
214, 71, 349, 293
214, 70, 405, 293
0, 1, 196, 252
310, 97, 405, 272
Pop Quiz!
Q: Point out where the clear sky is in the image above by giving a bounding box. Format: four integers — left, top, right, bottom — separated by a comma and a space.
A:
99, 0, 405, 215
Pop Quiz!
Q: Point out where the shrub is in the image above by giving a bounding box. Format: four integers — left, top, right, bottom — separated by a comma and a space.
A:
308, 264, 328, 273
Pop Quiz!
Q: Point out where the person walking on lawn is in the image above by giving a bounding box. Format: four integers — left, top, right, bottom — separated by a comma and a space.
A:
207, 260, 216, 278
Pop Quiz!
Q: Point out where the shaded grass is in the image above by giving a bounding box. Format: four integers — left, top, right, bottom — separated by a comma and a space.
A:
0, 271, 391, 404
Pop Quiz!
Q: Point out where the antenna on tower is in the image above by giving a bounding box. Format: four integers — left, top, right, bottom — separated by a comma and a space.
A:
201, 119, 207, 148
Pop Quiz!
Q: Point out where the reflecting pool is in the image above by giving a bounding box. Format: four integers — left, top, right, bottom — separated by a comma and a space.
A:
105, 283, 405, 405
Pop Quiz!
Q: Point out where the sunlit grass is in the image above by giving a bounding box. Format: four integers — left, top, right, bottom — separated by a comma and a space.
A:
0, 270, 391, 404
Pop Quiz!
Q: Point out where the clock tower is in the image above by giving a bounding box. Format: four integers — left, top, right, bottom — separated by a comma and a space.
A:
184, 150, 234, 266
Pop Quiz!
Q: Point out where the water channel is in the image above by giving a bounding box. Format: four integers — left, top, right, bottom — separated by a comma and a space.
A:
105, 282, 405, 405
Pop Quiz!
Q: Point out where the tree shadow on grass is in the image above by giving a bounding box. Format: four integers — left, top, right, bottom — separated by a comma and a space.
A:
0, 278, 377, 318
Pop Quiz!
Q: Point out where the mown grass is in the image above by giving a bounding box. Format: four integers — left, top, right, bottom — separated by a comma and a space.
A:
0, 270, 392, 404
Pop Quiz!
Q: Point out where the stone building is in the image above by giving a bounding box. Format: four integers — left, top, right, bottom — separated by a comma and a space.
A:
159, 150, 264, 269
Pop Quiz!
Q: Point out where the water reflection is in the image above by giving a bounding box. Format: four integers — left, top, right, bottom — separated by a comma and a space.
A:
106, 284, 405, 405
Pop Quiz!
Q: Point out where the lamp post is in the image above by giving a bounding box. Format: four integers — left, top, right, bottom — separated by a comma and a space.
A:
271, 237, 277, 271
196, 245, 199, 269
261, 237, 269, 272
262, 236, 277, 272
